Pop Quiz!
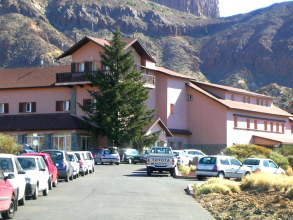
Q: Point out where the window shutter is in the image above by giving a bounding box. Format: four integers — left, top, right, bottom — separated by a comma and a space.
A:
31, 102, 36, 112
84, 61, 91, 72
83, 99, 91, 110
71, 62, 76, 73
4, 103, 8, 113
56, 101, 62, 111
19, 103, 25, 113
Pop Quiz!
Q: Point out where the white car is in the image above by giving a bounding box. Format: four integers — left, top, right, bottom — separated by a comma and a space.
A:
242, 158, 285, 174
67, 152, 80, 179
173, 150, 191, 166
73, 151, 88, 176
16, 156, 50, 199
84, 151, 95, 173
0, 154, 26, 206
183, 149, 206, 162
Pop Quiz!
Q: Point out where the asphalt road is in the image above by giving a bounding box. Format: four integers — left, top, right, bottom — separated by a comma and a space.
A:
11, 163, 214, 220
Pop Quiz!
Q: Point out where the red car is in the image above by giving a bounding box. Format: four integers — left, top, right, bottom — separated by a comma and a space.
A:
22, 153, 58, 189
0, 169, 16, 219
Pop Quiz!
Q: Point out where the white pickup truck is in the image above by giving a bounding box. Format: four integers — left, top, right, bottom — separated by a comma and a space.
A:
146, 147, 176, 177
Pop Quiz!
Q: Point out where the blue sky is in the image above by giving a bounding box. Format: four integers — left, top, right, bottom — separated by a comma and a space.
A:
219, 0, 293, 17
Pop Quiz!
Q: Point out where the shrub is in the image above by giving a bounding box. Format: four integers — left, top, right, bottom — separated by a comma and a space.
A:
276, 145, 293, 157
285, 187, 293, 199
0, 134, 20, 154
269, 151, 289, 170
196, 183, 231, 195
205, 178, 241, 193
224, 144, 271, 160
178, 164, 190, 174
286, 156, 293, 166
190, 165, 196, 172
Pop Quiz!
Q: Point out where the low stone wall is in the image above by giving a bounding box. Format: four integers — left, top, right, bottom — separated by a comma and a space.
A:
183, 144, 227, 155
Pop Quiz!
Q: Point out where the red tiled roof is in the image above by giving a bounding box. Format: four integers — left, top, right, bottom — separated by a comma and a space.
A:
0, 66, 70, 89
192, 81, 272, 99
143, 117, 172, 137
253, 135, 293, 145
187, 82, 292, 117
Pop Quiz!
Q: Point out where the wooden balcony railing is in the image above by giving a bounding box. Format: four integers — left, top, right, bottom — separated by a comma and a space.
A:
56, 72, 155, 87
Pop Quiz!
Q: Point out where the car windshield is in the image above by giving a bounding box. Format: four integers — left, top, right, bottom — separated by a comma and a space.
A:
44, 152, 63, 161
0, 158, 14, 172
68, 154, 75, 161
173, 152, 179, 157
199, 157, 217, 164
105, 149, 118, 154
150, 148, 172, 154
243, 159, 260, 165
17, 158, 37, 170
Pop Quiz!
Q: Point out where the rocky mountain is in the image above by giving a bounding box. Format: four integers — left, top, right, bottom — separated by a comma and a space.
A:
150, 0, 219, 18
0, 0, 293, 109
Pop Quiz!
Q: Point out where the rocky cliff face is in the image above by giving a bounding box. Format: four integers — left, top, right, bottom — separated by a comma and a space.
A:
150, 0, 219, 18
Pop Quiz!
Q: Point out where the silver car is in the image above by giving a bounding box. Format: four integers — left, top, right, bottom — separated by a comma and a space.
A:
196, 156, 252, 180
96, 148, 120, 165
242, 158, 285, 174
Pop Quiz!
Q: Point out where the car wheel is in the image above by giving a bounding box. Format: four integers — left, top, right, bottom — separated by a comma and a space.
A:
89, 169, 92, 173
101, 162, 104, 165
115, 163, 120, 165
134, 162, 136, 164
92, 167, 95, 172
69, 173, 73, 180
48, 179, 53, 190
128, 158, 132, 164
76, 173, 79, 178
147, 167, 152, 176
32, 185, 38, 200
42, 185, 49, 196
243, 172, 251, 179
196, 175, 205, 181
18, 196, 25, 207
1, 195, 15, 219
53, 178, 58, 187
169, 168, 175, 177
73, 174, 77, 179
65, 175, 69, 182
217, 171, 225, 179
81, 171, 85, 177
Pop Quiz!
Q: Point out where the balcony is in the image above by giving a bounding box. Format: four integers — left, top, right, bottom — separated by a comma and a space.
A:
55, 72, 155, 88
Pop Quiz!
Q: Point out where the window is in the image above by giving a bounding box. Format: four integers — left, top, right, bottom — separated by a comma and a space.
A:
282, 124, 285, 133
291, 125, 293, 134
188, 94, 193, 101
0, 103, 8, 113
231, 94, 234, 101
170, 104, 175, 114
77, 63, 84, 72
220, 158, 230, 165
234, 117, 238, 128
56, 101, 70, 111
92, 62, 97, 71
230, 158, 241, 166
242, 96, 246, 103
83, 99, 96, 110
247, 97, 250, 103
256, 99, 260, 105
19, 102, 36, 113
265, 100, 269, 106
264, 121, 268, 131
270, 122, 274, 132
247, 119, 250, 129
276, 123, 279, 132
260, 99, 263, 106
254, 120, 257, 130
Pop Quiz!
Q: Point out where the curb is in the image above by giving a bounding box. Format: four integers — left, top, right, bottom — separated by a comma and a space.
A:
186, 184, 195, 197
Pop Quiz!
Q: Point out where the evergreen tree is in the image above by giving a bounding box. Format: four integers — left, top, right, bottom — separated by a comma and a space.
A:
80, 27, 157, 148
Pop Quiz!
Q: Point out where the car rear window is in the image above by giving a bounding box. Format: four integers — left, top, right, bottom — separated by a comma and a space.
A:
44, 152, 64, 161
243, 159, 260, 165
0, 158, 14, 172
105, 149, 118, 154
199, 157, 216, 164
173, 152, 179, 157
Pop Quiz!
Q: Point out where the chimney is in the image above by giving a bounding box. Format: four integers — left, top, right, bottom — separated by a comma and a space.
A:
289, 101, 293, 114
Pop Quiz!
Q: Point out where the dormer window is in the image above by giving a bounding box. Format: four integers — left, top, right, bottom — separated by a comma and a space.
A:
77, 63, 84, 72
231, 94, 234, 101
247, 97, 250, 103
265, 100, 269, 106
242, 97, 246, 103
256, 99, 260, 105
260, 99, 263, 106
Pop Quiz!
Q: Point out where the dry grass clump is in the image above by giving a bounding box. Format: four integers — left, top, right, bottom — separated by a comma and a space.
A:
241, 172, 293, 192
193, 178, 241, 196
178, 164, 191, 174
285, 187, 293, 199
190, 165, 196, 172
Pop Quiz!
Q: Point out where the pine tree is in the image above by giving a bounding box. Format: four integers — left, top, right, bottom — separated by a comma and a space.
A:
80, 27, 158, 148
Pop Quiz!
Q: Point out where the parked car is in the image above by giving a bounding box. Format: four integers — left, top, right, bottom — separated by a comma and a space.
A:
131, 150, 150, 164
0, 154, 26, 206
16, 156, 50, 200
95, 148, 120, 165
196, 155, 252, 180
41, 150, 74, 182
85, 151, 95, 173
0, 169, 16, 219
73, 151, 88, 176
92, 149, 104, 165
183, 149, 206, 162
21, 153, 58, 189
67, 152, 80, 179
173, 150, 191, 166
74, 151, 93, 174
242, 158, 285, 174
17, 149, 36, 155
118, 148, 139, 163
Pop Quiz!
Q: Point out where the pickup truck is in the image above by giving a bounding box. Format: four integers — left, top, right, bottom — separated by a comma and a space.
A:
146, 147, 176, 177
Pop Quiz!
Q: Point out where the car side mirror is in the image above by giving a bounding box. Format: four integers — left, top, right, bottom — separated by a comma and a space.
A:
5, 174, 15, 180
18, 170, 26, 174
